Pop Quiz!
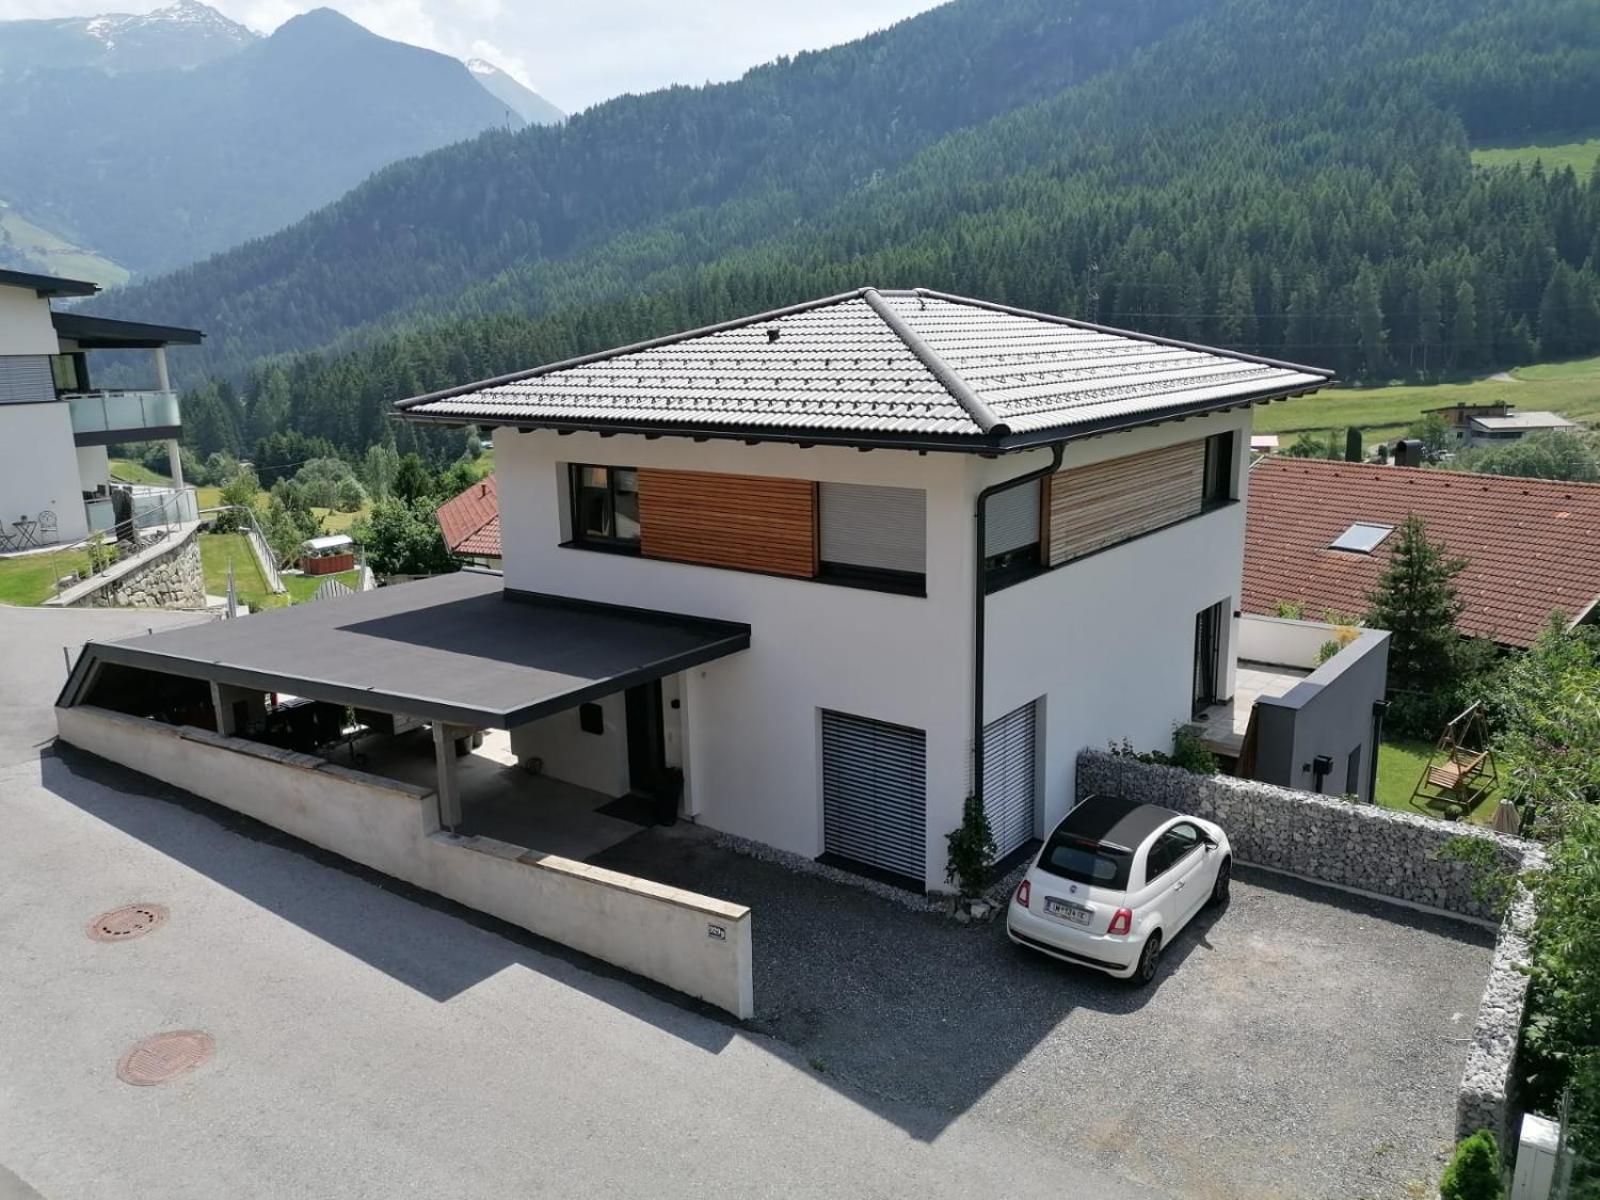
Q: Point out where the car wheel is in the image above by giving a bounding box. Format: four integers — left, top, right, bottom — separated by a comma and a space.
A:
1209, 856, 1232, 908
1131, 931, 1162, 987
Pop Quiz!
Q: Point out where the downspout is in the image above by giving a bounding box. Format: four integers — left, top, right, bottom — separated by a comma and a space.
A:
1367, 699, 1388, 803
973, 442, 1064, 809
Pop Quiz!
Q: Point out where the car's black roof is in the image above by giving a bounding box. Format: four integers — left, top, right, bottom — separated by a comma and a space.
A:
1053, 794, 1179, 852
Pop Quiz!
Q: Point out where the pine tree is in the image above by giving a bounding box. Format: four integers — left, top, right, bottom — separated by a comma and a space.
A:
1353, 263, 1388, 378
1417, 271, 1442, 375
1364, 514, 1475, 719
1451, 281, 1479, 370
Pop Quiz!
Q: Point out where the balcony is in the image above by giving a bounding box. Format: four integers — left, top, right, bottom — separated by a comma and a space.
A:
66, 390, 181, 445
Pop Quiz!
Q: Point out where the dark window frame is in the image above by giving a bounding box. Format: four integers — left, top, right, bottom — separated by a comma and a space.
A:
1203, 430, 1236, 507
815, 560, 926, 596
51, 352, 89, 396
567, 463, 642, 555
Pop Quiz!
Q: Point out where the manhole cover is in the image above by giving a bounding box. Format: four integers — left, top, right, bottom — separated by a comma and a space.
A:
87, 904, 169, 942
116, 1031, 214, 1086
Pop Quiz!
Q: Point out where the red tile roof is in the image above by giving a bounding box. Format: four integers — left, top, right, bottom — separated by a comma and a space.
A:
1243, 458, 1600, 648
435, 474, 501, 559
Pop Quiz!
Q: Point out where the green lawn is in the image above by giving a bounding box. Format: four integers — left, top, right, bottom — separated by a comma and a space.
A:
311, 504, 369, 534
1256, 354, 1600, 447
0, 546, 95, 606
1372, 737, 1501, 826
199, 532, 287, 611
1472, 136, 1600, 177
108, 458, 172, 486
282, 569, 360, 603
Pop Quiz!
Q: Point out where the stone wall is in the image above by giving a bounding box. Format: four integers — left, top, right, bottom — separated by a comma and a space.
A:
1075, 750, 1544, 1154
71, 530, 205, 610
1077, 749, 1528, 921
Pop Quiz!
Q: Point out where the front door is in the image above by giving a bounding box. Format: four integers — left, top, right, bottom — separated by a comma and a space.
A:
1192, 600, 1224, 716
625, 680, 665, 795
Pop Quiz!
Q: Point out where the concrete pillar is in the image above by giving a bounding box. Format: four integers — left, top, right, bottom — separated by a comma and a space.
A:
152, 346, 170, 392
210, 682, 266, 736
434, 722, 463, 829
166, 438, 185, 491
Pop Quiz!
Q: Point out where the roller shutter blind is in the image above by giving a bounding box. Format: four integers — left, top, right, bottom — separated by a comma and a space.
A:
1045, 440, 1206, 566
983, 701, 1038, 859
0, 356, 54, 404
985, 478, 1040, 555
822, 710, 927, 883
818, 483, 926, 575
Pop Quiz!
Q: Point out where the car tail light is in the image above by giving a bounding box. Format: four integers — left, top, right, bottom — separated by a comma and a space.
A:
1107, 907, 1133, 936
1015, 879, 1031, 909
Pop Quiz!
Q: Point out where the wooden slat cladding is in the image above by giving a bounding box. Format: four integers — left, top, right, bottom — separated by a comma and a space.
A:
1045, 440, 1206, 566
638, 468, 818, 577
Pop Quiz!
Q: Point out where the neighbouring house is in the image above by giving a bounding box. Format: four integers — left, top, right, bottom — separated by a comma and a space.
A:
435, 474, 501, 567
1463, 409, 1577, 447
59, 287, 1388, 910
1423, 401, 1511, 446
1243, 456, 1600, 648
0, 268, 203, 550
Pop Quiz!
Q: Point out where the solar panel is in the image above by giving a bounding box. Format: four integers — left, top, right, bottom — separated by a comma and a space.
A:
1330, 522, 1394, 553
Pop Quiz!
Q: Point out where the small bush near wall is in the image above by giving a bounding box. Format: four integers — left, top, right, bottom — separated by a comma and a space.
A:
1437, 1131, 1503, 1200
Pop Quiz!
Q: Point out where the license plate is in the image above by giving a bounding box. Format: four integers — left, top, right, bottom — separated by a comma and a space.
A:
1044, 896, 1091, 925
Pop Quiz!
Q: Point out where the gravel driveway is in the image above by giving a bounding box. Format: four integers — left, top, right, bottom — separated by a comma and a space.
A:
592, 825, 1496, 1200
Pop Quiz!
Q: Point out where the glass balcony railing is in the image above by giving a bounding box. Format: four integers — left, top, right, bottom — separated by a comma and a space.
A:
66, 390, 181, 436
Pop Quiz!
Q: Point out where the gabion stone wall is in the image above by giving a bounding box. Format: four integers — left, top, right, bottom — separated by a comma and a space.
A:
1076, 750, 1527, 921
1075, 750, 1543, 1155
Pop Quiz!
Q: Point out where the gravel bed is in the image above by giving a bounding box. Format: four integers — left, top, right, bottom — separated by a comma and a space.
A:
592, 825, 1496, 1200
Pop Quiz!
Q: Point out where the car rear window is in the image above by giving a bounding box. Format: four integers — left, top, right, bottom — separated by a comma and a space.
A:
1037, 834, 1132, 890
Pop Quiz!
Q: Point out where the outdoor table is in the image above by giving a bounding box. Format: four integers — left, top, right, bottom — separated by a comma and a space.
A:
12, 517, 37, 548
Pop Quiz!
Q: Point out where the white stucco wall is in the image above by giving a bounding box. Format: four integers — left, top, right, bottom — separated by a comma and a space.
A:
510, 691, 631, 797
0, 402, 88, 543
0, 285, 60, 356
494, 428, 979, 891
75, 443, 110, 491
55, 705, 754, 1017
983, 408, 1253, 835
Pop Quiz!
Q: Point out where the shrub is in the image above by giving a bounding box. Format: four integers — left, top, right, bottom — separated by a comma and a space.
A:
1109, 728, 1217, 776
1271, 599, 1305, 619
945, 794, 996, 899
1437, 1130, 1501, 1200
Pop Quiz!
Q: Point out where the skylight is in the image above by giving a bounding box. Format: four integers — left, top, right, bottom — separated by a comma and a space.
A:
1330, 522, 1394, 553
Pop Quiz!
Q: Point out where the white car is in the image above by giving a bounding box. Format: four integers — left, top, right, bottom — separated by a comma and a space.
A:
1006, 793, 1231, 985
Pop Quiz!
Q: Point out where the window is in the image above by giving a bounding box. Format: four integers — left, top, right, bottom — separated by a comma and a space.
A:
1145, 822, 1202, 884
1329, 522, 1394, 554
569, 464, 640, 551
50, 352, 88, 395
817, 482, 926, 593
1037, 835, 1132, 891
1203, 431, 1235, 505
983, 477, 1042, 587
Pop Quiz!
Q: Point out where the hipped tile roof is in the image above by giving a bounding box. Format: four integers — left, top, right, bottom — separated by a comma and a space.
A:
435, 475, 501, 559
396, 288, 1329, 449
1243, 458, 1600, 648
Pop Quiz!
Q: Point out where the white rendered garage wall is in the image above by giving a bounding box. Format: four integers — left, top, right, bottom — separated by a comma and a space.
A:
494, 429, 978, 891
984, 409, 1253, 835
0, 402, 89, 543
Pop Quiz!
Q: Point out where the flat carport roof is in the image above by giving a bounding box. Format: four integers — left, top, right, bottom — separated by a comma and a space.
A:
59, 570, 750, 728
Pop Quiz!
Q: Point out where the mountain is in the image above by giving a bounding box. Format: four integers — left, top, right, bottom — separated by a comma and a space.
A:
0, 0, 254, 77
0, 4, 533, 277
90, 0, 1600, 466
468, 58, 563, 126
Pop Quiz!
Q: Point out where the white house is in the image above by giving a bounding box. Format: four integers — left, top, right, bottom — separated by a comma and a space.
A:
58, 288, 1396, 899
0, 268, 202, 550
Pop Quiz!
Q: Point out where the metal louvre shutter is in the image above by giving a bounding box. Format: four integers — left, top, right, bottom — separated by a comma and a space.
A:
985, 478, 1040, 555
983, 701, 1037, 858
822, 710, 927, 882
818, 483, 926, 574
0, 356, 54, 403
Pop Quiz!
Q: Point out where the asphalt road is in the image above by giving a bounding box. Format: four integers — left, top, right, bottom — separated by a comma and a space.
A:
0, 607, 1170, 1200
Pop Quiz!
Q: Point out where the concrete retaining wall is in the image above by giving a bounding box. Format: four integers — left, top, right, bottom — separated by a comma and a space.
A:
1075, 749, 1542, 1151
56, 705, 754, 1017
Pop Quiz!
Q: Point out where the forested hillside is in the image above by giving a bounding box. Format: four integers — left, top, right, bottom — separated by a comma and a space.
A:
105, 0, 1600, 467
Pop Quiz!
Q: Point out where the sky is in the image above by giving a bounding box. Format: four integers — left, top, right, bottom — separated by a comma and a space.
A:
0, 0, 949, 111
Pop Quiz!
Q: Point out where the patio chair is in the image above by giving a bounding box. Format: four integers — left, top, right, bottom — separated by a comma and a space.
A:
0, 528, 16, 553
36, 510, 57, 543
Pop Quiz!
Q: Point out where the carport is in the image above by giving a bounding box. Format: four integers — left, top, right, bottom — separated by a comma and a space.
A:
57, 569, 750, 832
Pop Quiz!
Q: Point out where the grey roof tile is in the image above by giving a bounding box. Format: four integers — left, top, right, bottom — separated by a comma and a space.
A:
397, 288, 1331, 447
